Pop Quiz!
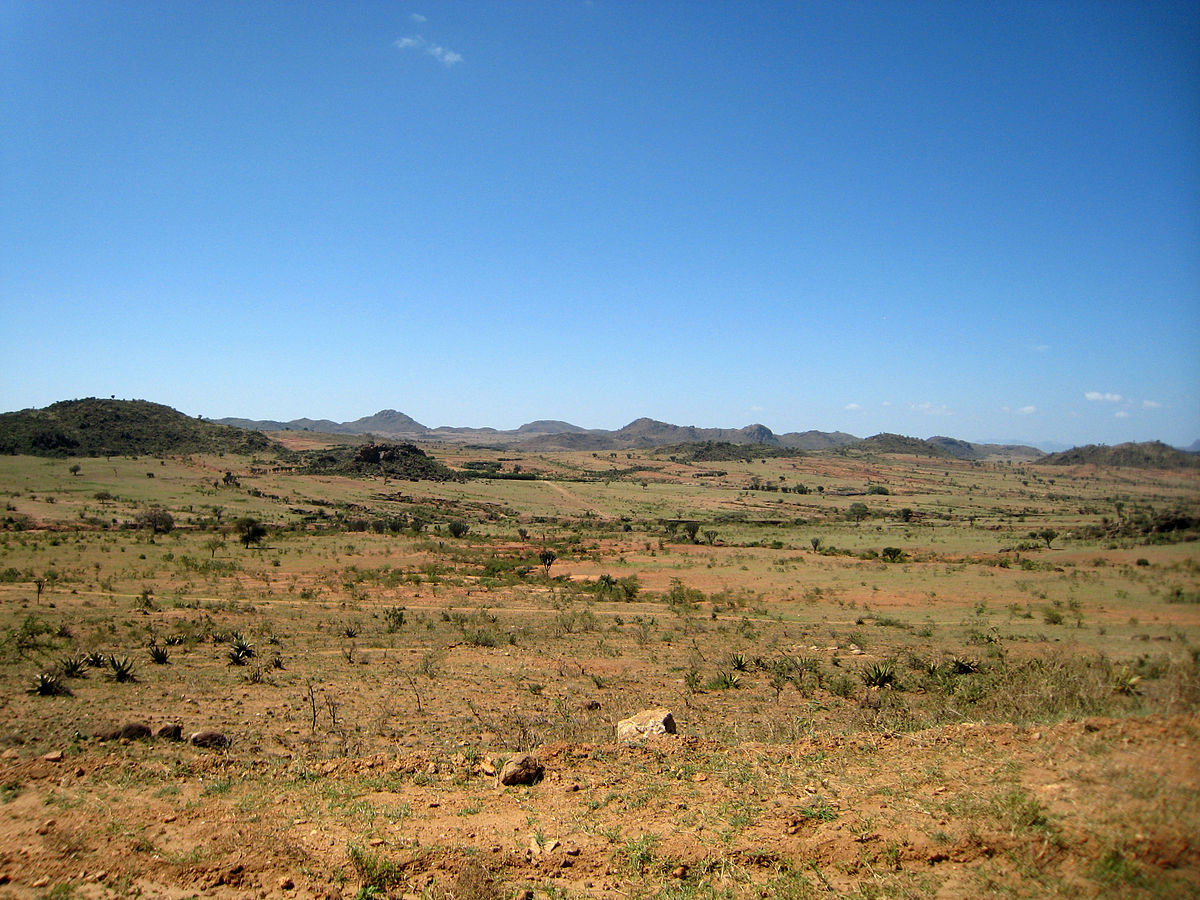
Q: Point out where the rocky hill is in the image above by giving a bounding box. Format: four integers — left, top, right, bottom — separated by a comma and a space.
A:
0, 399, 274, 457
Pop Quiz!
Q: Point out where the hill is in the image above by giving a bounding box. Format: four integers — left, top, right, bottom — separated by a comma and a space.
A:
0, 399, 275, 458
1041, 441, 1200, 469
927, 436, 1044, 462
298, 442, 458, 480
847, 434, 954, 457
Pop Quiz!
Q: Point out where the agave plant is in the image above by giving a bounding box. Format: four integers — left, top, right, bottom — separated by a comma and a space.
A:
1112, 667, 1143, 696
728, 652, 750, 672
28, 671, 72, 697
107, 656, 137, 683
860, 661, 898, 688
57, 655, 88, 679
707, 670, 741, 690
84, 650, 107, 669
148, 643, 170, 665
948, 657, 980, 675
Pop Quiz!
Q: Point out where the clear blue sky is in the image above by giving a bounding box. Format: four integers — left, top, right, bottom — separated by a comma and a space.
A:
3, 1, 1198, 449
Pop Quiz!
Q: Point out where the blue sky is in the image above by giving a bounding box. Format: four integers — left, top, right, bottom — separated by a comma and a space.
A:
3, 1, 1197, 449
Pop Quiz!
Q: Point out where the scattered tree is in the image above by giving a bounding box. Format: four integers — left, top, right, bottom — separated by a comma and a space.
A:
539, 548, 557, 575
448, 519, 470, 538
137, 507, 175, 534
236, 517, 267, 548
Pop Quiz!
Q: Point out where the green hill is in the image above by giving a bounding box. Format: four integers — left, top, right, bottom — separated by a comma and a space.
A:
0, 398, 275, 457
1041, 441, 1200, 469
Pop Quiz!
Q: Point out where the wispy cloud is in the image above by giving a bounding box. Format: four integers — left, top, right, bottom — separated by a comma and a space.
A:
910, 401, 952, 416
394, 35, 463, 66
428, 44, 463, 65
411, 13, 427, 23
1085, 391, 1122, 403
1143, 400, 1162, 409
1016, 405, 1036, 415
844, 402, 862, 411
1115, 410, 1130, 419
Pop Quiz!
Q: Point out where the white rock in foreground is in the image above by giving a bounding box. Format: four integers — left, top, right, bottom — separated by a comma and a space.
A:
616, 708, 676, 745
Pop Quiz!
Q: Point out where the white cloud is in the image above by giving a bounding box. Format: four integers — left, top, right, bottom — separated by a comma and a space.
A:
1027, 343, 1050, 353
1085, 391, 1123, 403
1143, 400, 1162, 409
394, 35, 463, 66
910, 401, 952, 416
411, 13, 427, 23
1115, 410, 1130, 419
428, 44, 463, 65
844, 403, 862, 411
1016, 405, 1036, 415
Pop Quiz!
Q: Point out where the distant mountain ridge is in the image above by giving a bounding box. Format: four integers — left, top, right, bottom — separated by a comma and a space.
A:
214, 410, 1039, 459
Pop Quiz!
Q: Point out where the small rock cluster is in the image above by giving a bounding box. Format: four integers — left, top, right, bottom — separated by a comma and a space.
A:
92, 722, 230, 749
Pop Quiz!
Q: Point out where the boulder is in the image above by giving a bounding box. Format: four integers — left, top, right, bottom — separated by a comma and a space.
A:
616, 708, 676, 745
189, 730, 230, 749
155, 723, 183, 741
498, 753, 543, 786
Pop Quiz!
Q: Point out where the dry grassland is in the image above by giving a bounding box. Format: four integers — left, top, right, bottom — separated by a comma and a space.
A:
0, 445, 1197, 899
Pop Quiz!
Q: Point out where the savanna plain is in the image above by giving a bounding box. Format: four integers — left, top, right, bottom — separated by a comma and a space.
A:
1, 437, 1198, 899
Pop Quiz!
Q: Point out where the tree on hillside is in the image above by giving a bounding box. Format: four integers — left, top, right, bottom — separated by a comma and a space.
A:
137, 507, 175, 534
236, 517, 267, 549
848, 503, 869, 523
539, 549, 557, 575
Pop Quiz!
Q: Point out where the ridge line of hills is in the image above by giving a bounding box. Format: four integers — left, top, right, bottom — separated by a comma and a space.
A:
1, 399, 1197, 467
215, 409, 1044, 459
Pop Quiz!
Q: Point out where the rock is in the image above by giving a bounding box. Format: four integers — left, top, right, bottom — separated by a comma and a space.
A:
119, 722, 152, 741
582, 699, 601, 710
42, 750, 64, 762
154, 723, 183, 741
277, 876, 295, 891
616, 708, 676, 745
1, 748, 19, 760
499, 753, 543, 786
190, 730, 231, 749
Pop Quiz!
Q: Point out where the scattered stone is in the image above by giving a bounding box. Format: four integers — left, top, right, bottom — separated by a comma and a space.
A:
479, 757, 496, 777
119, 722, 152, 741
1, 748, 19, 760
277, 876, 295, 891
42, 750, 64, 763
190, 730, 231, 749
514, 890, 534, 900
500, 753, 544, 786
672, 864, 689, 879
582, 699, 601, 710
565, 782, 580, 793
616, 708, 676, 745
155, 723, 183, 741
